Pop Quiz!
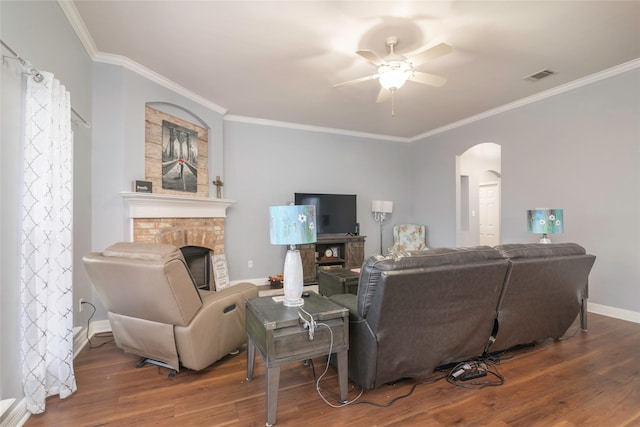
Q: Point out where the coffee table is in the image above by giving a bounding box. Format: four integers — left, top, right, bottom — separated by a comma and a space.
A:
246, 292, 349, 426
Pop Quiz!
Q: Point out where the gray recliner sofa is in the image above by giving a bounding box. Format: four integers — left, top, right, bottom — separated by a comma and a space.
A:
330, 243, 595, 389
330, 246, 510, 389
488, 243, 596, 353
83, 242, 258, 374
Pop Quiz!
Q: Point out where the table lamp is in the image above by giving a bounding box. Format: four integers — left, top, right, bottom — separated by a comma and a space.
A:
269, 205, 317, 306
527, 208, 563, 243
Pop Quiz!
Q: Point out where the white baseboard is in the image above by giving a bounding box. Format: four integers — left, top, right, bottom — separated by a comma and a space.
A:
230, 277, 267, 287
588, 303, 640, 324
0, 398, 28, 427
73, 320, 112, 357
73, 326, 86, 358
0, 399, 15, 419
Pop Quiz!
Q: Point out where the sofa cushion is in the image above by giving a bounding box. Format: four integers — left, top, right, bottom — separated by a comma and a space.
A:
358, 246, 503, 317
495, 243, 586, 259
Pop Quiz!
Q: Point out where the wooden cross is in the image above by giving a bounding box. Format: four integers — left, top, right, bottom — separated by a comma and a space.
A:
213, 176, 224, 199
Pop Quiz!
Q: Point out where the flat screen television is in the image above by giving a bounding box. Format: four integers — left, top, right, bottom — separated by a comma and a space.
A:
294, 193, 357, 236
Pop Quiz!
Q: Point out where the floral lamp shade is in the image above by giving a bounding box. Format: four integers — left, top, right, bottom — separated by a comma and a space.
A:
269, 205, 317, 245
527, 208, 563, 243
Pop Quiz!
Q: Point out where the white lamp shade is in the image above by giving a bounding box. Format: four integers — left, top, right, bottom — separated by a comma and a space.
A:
372, 200, 393, 214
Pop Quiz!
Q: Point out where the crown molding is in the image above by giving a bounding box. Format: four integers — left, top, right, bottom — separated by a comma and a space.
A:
59, 1, 639, 144
93, 52, 227, 115
58, 0, 98, 58
410, 57, 640, 142
223, 115, 411, 143
58, 0, 227, 116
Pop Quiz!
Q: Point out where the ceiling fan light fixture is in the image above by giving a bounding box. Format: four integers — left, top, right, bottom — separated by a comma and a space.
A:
378, 61, 412, 91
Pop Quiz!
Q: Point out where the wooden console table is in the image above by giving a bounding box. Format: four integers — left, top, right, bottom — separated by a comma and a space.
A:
298, 234, 366, 285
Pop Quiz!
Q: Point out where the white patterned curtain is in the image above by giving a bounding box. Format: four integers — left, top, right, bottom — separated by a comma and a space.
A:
20, 70, 77, 414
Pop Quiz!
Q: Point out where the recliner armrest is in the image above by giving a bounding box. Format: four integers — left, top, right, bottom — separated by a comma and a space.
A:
174, 282, 258, 371
329, 293, 360, 319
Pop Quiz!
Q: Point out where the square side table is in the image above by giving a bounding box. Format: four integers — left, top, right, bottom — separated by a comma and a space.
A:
318, 268, 360, 297
246, 292, 349, 426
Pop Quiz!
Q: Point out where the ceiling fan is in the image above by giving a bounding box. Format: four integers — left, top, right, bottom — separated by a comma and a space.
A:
335, 36, 452, 115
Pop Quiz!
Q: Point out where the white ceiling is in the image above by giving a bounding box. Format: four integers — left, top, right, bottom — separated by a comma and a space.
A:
71, 1, 640, 140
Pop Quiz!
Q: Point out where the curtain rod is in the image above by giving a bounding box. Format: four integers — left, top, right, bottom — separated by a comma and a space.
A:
1, 39, 91, 128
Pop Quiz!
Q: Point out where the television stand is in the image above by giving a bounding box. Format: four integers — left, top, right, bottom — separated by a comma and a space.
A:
299, 234, 366, 285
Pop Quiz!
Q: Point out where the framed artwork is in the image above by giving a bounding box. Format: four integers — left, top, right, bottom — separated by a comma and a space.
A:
145, 105, 209, 197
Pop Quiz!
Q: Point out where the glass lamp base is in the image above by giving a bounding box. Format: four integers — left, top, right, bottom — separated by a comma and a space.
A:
283, 297, 304, 307
282, 248, 304, 306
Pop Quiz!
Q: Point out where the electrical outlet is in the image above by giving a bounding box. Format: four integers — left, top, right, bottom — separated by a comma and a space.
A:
248, 260, 254, 268
79, 298, 84, 313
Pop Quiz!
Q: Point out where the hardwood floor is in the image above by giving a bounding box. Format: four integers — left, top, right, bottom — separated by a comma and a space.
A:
25, 313, 639, 426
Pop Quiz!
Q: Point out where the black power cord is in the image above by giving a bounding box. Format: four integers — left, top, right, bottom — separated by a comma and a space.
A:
81, 301, 113, 349
351, 375, 448, 408
307, 357, 447, 408
306, 328, 586, 407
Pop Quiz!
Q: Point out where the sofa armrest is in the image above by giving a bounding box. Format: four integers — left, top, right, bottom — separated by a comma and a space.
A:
329, 293, 360, 319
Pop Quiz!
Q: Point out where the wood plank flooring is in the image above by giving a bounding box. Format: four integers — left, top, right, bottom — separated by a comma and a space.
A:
25, 313, 640, 426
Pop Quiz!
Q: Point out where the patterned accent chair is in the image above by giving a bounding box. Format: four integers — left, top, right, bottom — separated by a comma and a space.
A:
388, 224, 428, 253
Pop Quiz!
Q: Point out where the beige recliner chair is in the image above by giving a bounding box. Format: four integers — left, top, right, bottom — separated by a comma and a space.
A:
83, 242, 257, 376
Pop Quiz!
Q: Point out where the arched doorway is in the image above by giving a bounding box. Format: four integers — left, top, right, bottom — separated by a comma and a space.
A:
456, 143, 501, 247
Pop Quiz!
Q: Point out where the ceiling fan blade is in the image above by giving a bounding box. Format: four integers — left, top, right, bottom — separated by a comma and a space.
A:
376, 87, 390, 103
408, 43, 452, 67
356, 50, 386, 67
409, 71, 447, 87
333, 74, 379, 88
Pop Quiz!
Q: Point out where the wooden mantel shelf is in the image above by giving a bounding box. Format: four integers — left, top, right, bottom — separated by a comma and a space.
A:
120, 191, 235, 218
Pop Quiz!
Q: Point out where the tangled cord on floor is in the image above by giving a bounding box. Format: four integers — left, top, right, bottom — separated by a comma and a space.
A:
444, 359, 504, 389
309, 325, 584, 407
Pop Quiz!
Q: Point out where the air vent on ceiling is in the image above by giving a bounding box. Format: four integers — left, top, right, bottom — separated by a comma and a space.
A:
524, 69, 555, 81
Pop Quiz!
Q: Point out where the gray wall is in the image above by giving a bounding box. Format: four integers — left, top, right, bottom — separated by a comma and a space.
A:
1, 0, 92, 404
223, 121, 412, 280
411, 68, 640, 313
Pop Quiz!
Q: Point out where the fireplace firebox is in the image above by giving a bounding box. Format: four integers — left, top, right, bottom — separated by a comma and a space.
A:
180, 246, 211, 290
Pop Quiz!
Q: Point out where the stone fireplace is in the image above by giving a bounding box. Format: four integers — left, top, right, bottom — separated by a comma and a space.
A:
121, 192, 234, 289
132, 217, 224, 253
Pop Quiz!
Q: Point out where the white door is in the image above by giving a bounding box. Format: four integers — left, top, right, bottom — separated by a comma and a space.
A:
479, 183, 500, 246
